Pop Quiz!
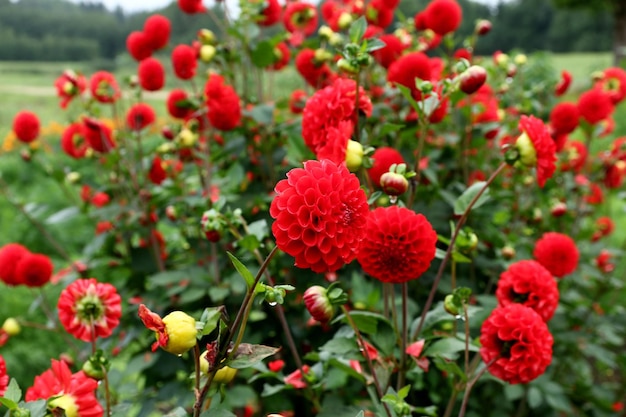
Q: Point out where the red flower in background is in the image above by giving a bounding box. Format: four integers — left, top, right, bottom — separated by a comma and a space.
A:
15, 252, 53, 288
178, 0, 206, 14
0, 355, 8, 396
167, 89, 194, 119
365, 0, 394, 29
25, 359, 103, 417
269, 42, 291, 71
288, 89, 307, 114
148, 156, 167, 185
367, 147, 405, 187
356, 206, 437, 284
126, 103, 156, 131
57, 278, 122, 342
54, 70, 87, 109
549, 102, 579, 135
143, 14, 171, 50
257, 0, 282, 26
295, 48, 336, 88
269, 160, 369, 273
172, 44, 198, 80
126, 31, 152, 61
138, 57, 165, 91
388, 52, 432, 99
554, 70, 572, 96
495, 260, 559, 322
205, 74, 242, 131
370, 33, 406, 69
12, 111, 40, 143
595, 67, 626, 104
89, 71, 120, 103
559, 140, 587, 172
283, 2, 318, 45
533, 232, 579, 278
480, 304, 553, 384
82, 118, 115, 153
61, 123, 89, 159
577, 88, 614, 125
0, 244, 30, 286
423, 0, 462, 36
596, 249, 615, 273
284, 365, 310, 389
517, 115, 557, 188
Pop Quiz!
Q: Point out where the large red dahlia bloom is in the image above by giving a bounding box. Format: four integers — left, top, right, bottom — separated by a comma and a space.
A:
178, 0, 206, 14
516, 115, 557, 188
89, 71, 120, 103
205, 74, 242, 131
577, 88, 614, 125
533, 232, 579, 278
283, 2, 318, 38
495, 260, 559, 322
12, 111, 40, 143
549, 102, 579, 135
167, 89, 194, 119
15, 252, 53, 288
126, 103, 156, 131
57, 278, 122, 342
138, 57, 165, 91
480, 304, 553, 384
269, 159, 369, 273
0, 355, 7, 396
423, 0, 463, 36
26, 359, 102, 417
171, 44, 198, 80
257, 0, 282, 26
302, 78, 372, 164
0, 243, 30, 286
356, 206, 437, 283
387, 52, 432, 99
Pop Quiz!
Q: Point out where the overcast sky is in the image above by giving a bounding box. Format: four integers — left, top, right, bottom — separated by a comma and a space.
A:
72, 0, 502, 14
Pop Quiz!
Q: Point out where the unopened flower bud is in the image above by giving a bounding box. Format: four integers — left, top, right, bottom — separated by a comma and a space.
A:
501, 245, 516, 260
345, 140, 364, 172
213, 366, 237, 384
161, 311, 197, 355
66, 172, 81, 184
443, 294, 460, 316
200, 45, 217, 62
338, 12, 353, 29
475, 19, 492, 36
176, 128, 197, 148
550, 201, 567, 217
2, 318, 20, 336
198, 29, 216, 45
514, 54, 527, 66
162, 126, 175, 141
459, 65, 487, 94
515, 132, 537, 167
380, 172, 409, 196
165, 205, 177, 221
337, 58, 359, 74
303, 286, 334, 324
314, 48, 333, 63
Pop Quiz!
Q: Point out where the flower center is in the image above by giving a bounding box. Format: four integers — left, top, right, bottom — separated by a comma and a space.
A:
49, 393, 79, 417
498, 339, 515, 359
510, 290, 529, 304
76, 294, 105, 323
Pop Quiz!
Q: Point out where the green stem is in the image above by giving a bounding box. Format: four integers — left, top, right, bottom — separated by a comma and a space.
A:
397, 282, 409, 390
457, 358, 497, 417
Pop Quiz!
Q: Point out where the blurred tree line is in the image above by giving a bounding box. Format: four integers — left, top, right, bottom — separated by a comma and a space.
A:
0, 0, 613, 63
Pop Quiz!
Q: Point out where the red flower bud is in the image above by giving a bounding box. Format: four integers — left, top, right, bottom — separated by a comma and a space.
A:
303, 286, 334, 324
459, 65, 487, 95
475, 19, 492, 36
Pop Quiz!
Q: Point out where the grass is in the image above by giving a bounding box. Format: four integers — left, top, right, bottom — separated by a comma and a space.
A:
547, 52, 613, 93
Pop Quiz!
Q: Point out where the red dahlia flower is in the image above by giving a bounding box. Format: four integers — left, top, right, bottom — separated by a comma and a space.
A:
368, 147, 405, 187
596, 249, 615, 273
54, 70, 87, 109
205, 74, 242, 131
423, 0, 463, 36
295, 48, 336, 88
549, 102, 579, 135
171, 44, 198, 80
15, 252, 53, 288
480, 304, 553, 384
284, 365, 310, 389
515, 115, 557, 188
61, 123, 88, 159
12, 111, 40, 143
595, 216, 614, 238
0, 355, 7, 396
82, 118, 115, 153
269, 159, 369, 273
0, 243, 30, 286
495, 260, 559, 322
25, 359, 103, 417
138, 57, 165, 91
559, 140, 587, 172
57, 278, 122, 342
283, 2, 318, 38
595, 67, 626, 104
126, 31, 152, 61
126, 103, 156, 131
365, 0, 394, 29
269, 42, 291, 71
148, 156, 167, 185
89, 71, 120, 103
178, 0, 206, 14
533, 232, 579, 278
356, 206, 437, 283
577, 88, 614, 125
302, 78, 372, 164
370, 34, 406, 69
143, 14, 171, 50
167, 89, 194, 119
387, 52, 432, 99
257, 0, 282, 26
554, 70, 572, 96
288, 89, 307, 114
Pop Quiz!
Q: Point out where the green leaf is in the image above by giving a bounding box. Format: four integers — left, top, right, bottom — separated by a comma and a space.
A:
424, 337, 478, 360
227, 252, 255, 289
165, 407, 189, 417
20, 400, 47, 416
250, 40, 276, 68
410, 302, 451, 335
4, 379, 21, 403
349, 16, 367, 43
200, 408, 236, 417
0, 398, 17, 410
378, 123, 404, 137
248, 104, 274, 125
433, 357, 467, 382
332, 311, 390, 335
420, 96, 440, 117
197, 307, 222, 336
365, 38, 386, 52
261, 383, 286, 397
397, 384, 411, 399
453, 181, 490, 215
321, 337, 358, 355
414, 406, 438, 417
354, 412, 365, 417
229, 344, 280, 369
45, 206, 79, 224
527, 386, 543, 409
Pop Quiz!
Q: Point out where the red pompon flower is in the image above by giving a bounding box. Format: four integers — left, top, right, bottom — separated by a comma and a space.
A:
480, 304, 553, 384
0, 243, 30, 286
596, 67, 626, 104
295, 48, 336, 88
257, 0, 282, 26
0, 355, 8, 396
595, 250, 615, 273
516, 115, 557, 188
54, 70, 87, 109
555, 70, 572, 96
577, 88, 614, 125
495, 260, 559, 322
549, 102, 579, 135
143, 14, 171, 50
269, 160, 369, 273
178, 0, 206, 14
126, 31, 152, 61
283, 2, 318, 37
284, 365, 310, 389
559, 140, 587, 172
82, 117, 115, 153
171, 44, 198, 80
15, 252, 53, 288
61, 123, 88, 159
269, 42, 291, 71
595, 216, 615, 238
148, 156, 167, 185
12, 111, 40, 143
370, 34, 406, 69
89, 71, 120, 103
365, 0, 394, 29
57, 278, 122, 342
138, 57, 165, 91
268, 359, 285, 373
167, 89, 194, 119
288, 89, 307, 114
387, 52, 432, 99
423, 0, 462, 36
25, 359, 103, 417
91, 192, 110, 208
126, 103, 156, 131
414, 11, 428, 30
533, 232, 579, 278
356, 206, 437, 284
302, 78, 372, 164
205, 74, 242, 131
368, 147, 405, 187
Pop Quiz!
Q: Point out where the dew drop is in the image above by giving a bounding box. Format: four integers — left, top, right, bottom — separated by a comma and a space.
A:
268, 301, 277, 307
389, 195, 398, 204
